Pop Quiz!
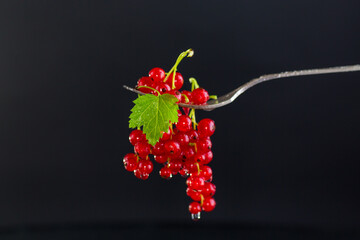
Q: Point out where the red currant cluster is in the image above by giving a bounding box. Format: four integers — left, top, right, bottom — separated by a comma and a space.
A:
123, 50, 216, 220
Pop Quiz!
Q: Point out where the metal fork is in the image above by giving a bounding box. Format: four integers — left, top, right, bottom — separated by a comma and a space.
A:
123, 64, 360, 111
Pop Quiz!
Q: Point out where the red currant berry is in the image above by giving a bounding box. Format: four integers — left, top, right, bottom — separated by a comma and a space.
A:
134, 169, 149, 180
191, 88, 209, 104
159, 167, 172, 179
187, 130, 199, 143
193, 153, 206, 164
181, 90, 192, 103
134, 142, 151, 157
203, 151, 213, 164
189, 202, 201, 214
183, 146, 195, 159
129, 129, 146, 146
202, 198, 216, 212
137, 77, 154, 94
138, 160, 153, 174
187, 176, 205, 190
201, 182, 216, 197
164, 140, 181, 156
200, 165, 213, 181
176, 115, 192, 132
123, 153, 138, 172
197, 118, 215, 137
186, 188, 202, 201
179, 168, 189, 177
197, 138, 212, 152
161, 128, 172, 141
149, 67, 165, 82
154, 82, 171, 94
168, 90, 182, 102
165, 72, 184, 90
152, 141, 164, 155
173, 132, 190, 146
154, 154, 168, 164
168, 161, 182, 174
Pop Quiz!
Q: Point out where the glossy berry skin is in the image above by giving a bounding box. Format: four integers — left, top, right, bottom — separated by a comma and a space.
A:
137, 77, 154, 94
149, 67, 166, 82
154, 154, 168, 164
164, 72, 184, 90
154, 82, 171, 94
174, 132, 190, 146
189, 201, 202, 214
134, 169, 149, 180
186, 176, 205, 190
203, 151, 213, 164
168, 90, 182, 102
202, 198, 216, 212
134, 142, 151, 157
138, 160, 153, 174
186, 188, 202, 201
161, 128, 172, 141
176, 115, 192, 132
168, 161, 182, 174
191, 88, 209, 104
123, 153, 138, 172
201, 182, 216, 197
197, 118, 215, 137
197, 138, 212, 152
187, 130, 199, 143
164, 140, 181, 156
200, 166, 213, 181
159, 167, 172, 179
181, 90, 192, 103
152, 141, 165, 155
129, 129, 147, 146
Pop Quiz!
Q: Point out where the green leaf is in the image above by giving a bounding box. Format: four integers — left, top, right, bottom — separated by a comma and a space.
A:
129, 93, 179, 146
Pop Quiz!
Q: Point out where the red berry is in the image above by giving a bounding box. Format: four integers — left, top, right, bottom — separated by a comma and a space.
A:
200, 166, 213, 181
137, 77, 154, 94
168, 161, 182, 174
149, 67, 165, 82
164, 140, 181, 157
201, 182, 216, 197
189, 202, 201, 214
197, 138, 212, 152
134, 169, 149, 180
187, 130, 199, 143
191, 88, 209, 104
193, 153, 206, 164
168, 90, 182, 102
152, 141, 165, 155
176, 115, 192, 132
154, 154, 168, 164
174, 132, 190, 146
197, 118, 215, 137
203, 151, 213, 164
161, 128, 172, 141
165, 72, 184, 90
181, 90, 192, 103
134, 142, 151, 157
186, 188, 202, 201
154, 82, 171, 94
187, 176, 205, 190
202, 198, 216, 212
129, 129, 146, 146
138, 160, 153, 174
123, 153, 138, 172
159, 167, 172, 179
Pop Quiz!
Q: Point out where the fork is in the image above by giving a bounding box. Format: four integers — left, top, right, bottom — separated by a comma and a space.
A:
123, 64, 360, 111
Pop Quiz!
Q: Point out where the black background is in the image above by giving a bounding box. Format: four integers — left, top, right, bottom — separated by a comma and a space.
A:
1, 0, 360, 239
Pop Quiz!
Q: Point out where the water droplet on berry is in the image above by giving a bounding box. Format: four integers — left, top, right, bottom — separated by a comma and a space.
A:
191, 212, 201, 221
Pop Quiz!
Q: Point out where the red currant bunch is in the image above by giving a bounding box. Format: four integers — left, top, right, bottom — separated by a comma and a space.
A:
123, 49, 217, 220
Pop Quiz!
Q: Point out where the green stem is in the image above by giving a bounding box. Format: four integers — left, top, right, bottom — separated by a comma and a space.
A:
137, 85, 160, 95
189, 77, 200, 91
181, 94, 190, 103
209, 95, 217, 100
164, 49, 194, 89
